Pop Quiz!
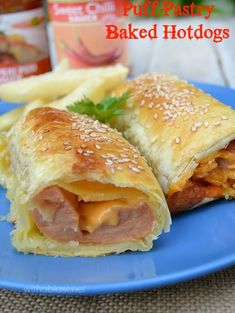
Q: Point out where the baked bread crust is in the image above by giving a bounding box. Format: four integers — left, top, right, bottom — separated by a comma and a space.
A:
113, 73, 235, 194
3, 107, 170, 257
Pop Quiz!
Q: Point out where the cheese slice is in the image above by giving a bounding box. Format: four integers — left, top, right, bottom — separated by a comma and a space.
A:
59, 180, 149, 233
59, 180, 146, 202
79, 197, 147, 233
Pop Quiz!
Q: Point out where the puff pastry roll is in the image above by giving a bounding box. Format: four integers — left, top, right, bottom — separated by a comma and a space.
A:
113, 73, 235, 213
3, 107, 170, 257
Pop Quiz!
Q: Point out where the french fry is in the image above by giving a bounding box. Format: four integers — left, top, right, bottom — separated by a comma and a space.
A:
22, 99, 45, 115
0, 78, 112, 131
0, 64, 129, 103
0, 65, 129, 130
53, 58, 70, 73
50, 78, 107, 111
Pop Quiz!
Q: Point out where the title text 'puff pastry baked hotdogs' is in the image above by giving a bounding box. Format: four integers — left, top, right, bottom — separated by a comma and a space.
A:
2, 107, 170, 257
112, 73, 235, 214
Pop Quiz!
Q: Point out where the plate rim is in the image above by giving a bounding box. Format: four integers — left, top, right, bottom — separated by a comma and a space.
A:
0, 254, 235, 296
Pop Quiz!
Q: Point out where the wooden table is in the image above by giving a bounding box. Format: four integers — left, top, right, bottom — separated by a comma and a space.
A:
128, 18, 235, 88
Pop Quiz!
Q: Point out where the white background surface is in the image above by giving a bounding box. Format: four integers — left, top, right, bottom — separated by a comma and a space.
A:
128, 18, 235, 88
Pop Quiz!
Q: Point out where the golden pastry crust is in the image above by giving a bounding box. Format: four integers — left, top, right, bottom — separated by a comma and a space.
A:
9, 107, 164, 199
4, 107, 170, 257
113, 73, 235, 193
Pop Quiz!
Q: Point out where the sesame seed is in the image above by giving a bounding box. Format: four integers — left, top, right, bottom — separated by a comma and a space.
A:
221, 115, 228, 120
134, 154, 139, 159
106, 160, 113, 165
175, 137, 181, 144
132, 167, 141, 173
195, 122, 202, 128
41, 146, 48, 152
64, 146, 72, 151
77, 149, 83, 154
214, 121, 221, 126
204, 121, 209, 128
131, 160, 138, 164
95, 145, 101, 150
191, 126, 197, 132
81, 144, 87, 149
116, 166, 123, 171
154, 113, 158, 120
86, 150, 94, 154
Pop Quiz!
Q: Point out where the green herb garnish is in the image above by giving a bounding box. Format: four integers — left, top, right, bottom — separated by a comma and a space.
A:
67, 92, 129, 123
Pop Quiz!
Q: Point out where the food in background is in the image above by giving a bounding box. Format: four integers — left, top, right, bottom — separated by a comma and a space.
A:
0, 1, 51, 83
0, 34, 45, 65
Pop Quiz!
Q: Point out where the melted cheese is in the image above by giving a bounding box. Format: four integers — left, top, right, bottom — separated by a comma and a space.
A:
59, 181, 148, 232
168, 144, 235, 199
36, 182, 148, 233
168, 170, 193, 197
59, 180, 146, 202
79, 196, 147, 233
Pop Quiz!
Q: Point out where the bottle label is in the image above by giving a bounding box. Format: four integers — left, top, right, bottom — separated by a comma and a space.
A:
0, 7, 51, 83
48, 1, 123, 23
48, 0, 127, 68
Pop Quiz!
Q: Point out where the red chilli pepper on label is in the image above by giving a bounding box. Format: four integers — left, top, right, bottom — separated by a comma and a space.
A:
61, 38, 121, 66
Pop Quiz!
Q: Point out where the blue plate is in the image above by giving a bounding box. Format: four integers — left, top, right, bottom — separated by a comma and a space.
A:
0, 82, 235, 296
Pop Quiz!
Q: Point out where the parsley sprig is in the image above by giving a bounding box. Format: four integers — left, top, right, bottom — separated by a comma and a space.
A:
67, 92, 129, 123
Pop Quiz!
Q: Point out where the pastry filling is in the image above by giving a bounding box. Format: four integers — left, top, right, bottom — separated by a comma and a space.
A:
167, 140, 235, 213
32, 183, 154, 244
